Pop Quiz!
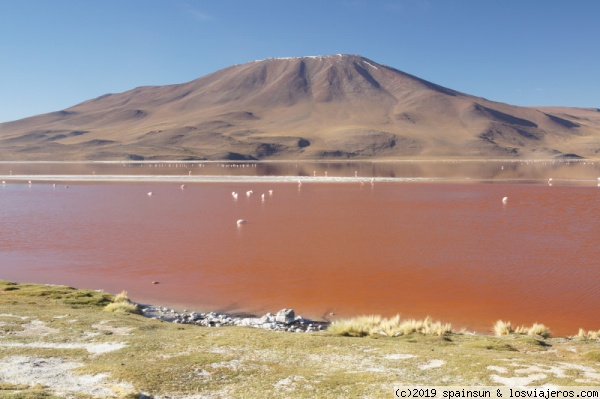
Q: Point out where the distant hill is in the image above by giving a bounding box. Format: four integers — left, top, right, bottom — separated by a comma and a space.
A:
1, 54, 599, 160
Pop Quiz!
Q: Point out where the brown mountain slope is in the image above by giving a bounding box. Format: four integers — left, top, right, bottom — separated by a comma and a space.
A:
1, 54, 599, 160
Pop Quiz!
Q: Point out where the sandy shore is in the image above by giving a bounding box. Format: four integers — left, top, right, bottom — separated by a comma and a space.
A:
0, 174, 449, 183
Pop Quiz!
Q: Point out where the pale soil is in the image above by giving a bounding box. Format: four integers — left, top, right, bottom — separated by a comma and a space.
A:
0, 355, 133, 398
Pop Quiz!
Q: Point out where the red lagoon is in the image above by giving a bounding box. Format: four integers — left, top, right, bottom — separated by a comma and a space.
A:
0, 162, 599, 336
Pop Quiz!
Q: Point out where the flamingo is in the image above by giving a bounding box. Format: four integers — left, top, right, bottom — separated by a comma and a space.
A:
180, 184, 187, 190
236, 219, 247, 226
268, 189, 273, 196
147, 192, 153, 196
246, 190, 253, 197
232, 191, 238, 200
261, 193, 265, 202
502, 196, 508, 204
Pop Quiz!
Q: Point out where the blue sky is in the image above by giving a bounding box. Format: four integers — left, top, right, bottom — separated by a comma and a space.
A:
1, 0, 598, 122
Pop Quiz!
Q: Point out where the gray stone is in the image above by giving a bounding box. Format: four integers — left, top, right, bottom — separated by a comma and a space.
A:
275, 308, 295, 324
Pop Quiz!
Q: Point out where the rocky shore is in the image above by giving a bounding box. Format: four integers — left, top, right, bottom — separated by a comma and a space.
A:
140, 305, 329, 333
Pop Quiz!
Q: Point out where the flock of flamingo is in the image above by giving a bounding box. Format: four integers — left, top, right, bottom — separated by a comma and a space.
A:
230, 189, 275, 226
3, 166, 600, 219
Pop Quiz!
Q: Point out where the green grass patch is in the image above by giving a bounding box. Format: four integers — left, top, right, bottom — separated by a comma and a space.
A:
0, 281, 112, 308
0, 383, 67, 399
584, 350, 600, 362
0, 383, 30, 390
465, 337, 517, 351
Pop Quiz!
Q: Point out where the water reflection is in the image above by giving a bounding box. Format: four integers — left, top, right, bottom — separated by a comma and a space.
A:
0, 160, 599, 185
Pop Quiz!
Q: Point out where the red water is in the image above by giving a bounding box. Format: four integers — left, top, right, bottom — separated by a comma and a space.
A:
1, 179, 599, 336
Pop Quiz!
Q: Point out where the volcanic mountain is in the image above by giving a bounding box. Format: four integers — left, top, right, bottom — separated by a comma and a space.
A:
1, 54, 599, 160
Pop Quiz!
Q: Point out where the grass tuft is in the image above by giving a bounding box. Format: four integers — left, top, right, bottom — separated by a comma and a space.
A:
576, 328, 600, 340
113, 290, 131, 303
493, 320, 514, 336
328, 315, 382, 337
494, 320, 551, 338
329, 315, 452, 337
527, 323, 551, 338
103, 290, 141, 314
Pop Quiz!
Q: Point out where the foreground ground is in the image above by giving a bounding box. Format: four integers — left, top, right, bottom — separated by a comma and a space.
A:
0, 281, 599, 398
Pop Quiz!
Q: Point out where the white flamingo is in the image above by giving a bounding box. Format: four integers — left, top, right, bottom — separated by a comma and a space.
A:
246, 190, 253, 197
502, 196, 508, 204
180, 184, 186, 190
548, 178, 553, 186
236, 219, 247, 226
232, 191, 238, 200
268, 189, 273, 196
147, 192, 153, 196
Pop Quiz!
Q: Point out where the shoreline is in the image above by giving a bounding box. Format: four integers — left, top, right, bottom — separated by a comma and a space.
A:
13, 280, 598, 339
1, 174, 599, 186
0, 158, 599, 164
139, 304, 328, 333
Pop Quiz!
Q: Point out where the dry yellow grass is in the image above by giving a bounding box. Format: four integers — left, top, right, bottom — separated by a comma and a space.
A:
328, 315, 452, 337
494, 320, 551, 338
327, 315, 383, 337
577, 328, 600, 340
113, 290, 130, 303
527, 323, 551, 338
493, 320, 514, 336
103, 290, 141, 314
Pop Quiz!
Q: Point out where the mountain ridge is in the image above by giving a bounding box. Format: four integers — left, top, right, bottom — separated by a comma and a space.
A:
1, 54, 599, 161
